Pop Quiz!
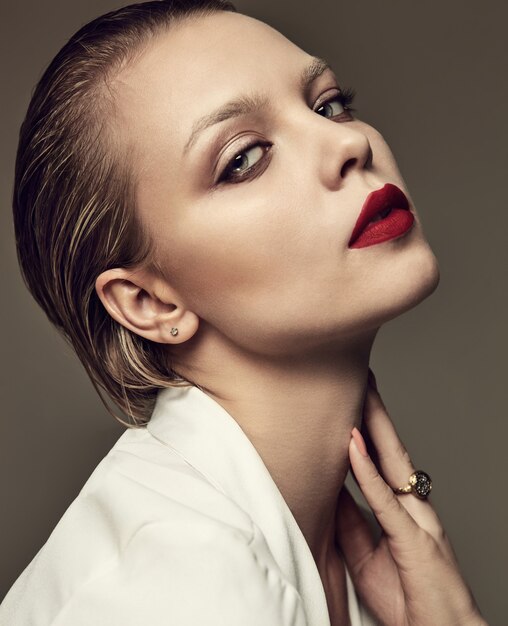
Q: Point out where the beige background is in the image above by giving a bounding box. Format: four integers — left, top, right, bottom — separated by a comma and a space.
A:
1, 0, 506, 622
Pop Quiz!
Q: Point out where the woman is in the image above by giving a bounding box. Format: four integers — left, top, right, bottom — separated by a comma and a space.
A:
0, 1, 486, 624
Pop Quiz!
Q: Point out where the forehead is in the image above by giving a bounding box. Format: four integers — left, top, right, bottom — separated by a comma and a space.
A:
111, 12, 311, 161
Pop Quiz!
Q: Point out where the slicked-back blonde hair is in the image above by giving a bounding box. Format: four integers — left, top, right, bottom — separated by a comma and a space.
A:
13, 0, 237, 427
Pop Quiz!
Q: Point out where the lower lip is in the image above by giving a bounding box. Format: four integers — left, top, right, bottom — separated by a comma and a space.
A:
348, 209, 415, 249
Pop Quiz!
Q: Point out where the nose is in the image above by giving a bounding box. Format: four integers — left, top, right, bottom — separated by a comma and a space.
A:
311, 117, 373, 190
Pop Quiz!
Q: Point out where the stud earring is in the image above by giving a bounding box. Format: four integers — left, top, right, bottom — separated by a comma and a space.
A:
170, 327, 179, 337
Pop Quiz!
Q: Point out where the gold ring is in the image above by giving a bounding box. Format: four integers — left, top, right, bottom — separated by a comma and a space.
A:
393, 470, 432, 499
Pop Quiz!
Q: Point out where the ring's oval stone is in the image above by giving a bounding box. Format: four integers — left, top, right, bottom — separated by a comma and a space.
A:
410, 471, 432, 498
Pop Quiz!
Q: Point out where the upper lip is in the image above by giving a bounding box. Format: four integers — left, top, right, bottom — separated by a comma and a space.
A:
348, 183, 410, 246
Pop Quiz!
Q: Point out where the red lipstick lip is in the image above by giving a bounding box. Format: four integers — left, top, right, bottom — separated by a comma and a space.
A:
348, 183, 411, 248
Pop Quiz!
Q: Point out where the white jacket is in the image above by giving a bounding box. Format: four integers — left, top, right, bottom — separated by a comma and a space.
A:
0, 384, 377, 625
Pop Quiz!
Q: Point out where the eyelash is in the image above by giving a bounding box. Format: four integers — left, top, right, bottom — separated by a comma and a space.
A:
216, 86, 357, 185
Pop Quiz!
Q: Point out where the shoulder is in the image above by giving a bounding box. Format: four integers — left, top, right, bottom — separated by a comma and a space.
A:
0, 428, 307, 626
52, 521, 305, 626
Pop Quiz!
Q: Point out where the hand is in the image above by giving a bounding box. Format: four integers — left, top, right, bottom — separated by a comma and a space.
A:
335, 370, 487, 626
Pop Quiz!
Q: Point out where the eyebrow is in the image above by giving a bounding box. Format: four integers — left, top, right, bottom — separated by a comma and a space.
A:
183, 56, 332, 155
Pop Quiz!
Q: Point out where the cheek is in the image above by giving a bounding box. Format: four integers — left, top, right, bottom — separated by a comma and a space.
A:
155, 189, 334, 332
161, 206, 303, 301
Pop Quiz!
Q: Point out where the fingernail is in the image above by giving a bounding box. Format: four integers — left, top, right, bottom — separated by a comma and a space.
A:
368, 368, 378, 390
351, 427, 369, 457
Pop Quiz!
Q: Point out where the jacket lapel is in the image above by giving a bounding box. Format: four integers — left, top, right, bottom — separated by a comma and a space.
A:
146, 384, 368, 626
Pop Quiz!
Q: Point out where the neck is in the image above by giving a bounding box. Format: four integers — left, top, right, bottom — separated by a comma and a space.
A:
211, 352, 372, 568
172, 325, 376, 584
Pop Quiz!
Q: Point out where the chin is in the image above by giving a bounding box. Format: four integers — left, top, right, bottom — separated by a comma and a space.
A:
358, 242, 441, 334
389, 243, 441, 318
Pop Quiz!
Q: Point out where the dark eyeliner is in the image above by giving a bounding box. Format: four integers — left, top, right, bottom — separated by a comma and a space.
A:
217, 141, 272, 185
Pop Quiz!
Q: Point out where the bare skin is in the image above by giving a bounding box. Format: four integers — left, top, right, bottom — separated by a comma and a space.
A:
95, 11, 485, 625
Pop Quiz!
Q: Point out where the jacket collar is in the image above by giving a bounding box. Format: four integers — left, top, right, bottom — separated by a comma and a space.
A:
146, 384, 366, 626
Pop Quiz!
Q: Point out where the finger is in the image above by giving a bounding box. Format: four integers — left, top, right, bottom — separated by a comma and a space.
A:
349, 427, 425, 547
362, 382, 446, 539
362, 383, 416, 489
335, 486, 376, 577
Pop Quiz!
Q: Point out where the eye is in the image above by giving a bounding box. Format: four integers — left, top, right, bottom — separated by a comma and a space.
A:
314, 87, 357, 119
217, 141, 272, 184
228, 145, 264, 175
315, 97, 345, 118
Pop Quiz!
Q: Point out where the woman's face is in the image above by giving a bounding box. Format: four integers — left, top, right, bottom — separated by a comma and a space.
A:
112, 11, 439, 355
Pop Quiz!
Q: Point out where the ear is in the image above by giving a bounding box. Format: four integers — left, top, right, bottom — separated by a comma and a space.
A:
95, 267, 199, 344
